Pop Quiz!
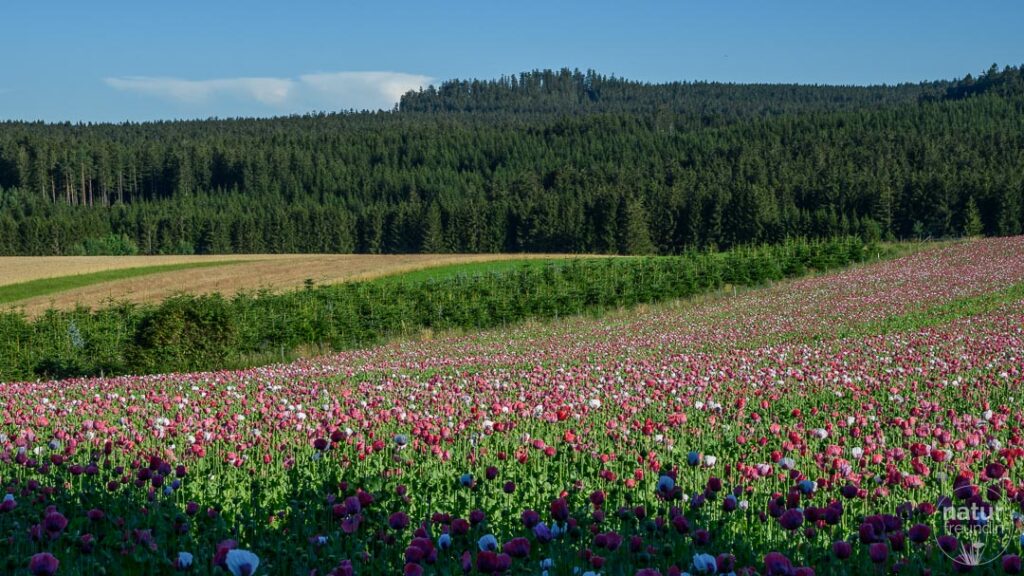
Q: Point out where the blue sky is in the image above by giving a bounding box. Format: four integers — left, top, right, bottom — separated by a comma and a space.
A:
2, 1, 1020, 122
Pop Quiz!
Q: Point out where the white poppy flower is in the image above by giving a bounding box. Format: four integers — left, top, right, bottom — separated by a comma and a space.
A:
225, 549, 259, 576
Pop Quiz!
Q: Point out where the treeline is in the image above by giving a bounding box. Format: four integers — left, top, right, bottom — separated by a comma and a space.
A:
0, 237, 869, 380
398, 68, 938, 116
0, 66, 1022, 255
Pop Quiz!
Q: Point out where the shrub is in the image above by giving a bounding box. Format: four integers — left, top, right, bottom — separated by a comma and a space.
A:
80, 233, 140, 256
127, 295, 237, 373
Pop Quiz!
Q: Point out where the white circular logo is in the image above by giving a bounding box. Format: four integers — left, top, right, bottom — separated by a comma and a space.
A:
936, 479, 1014, 567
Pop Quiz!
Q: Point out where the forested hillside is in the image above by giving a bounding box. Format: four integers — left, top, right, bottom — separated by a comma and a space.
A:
0, 65, 1022, 256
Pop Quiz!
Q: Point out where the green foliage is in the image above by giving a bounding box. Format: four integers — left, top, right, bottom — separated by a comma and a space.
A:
127, 295, 237, 373
79, 233, 139, 255
0, 237, 871, 381
400, 68, 939, 115
421, 201, 446, 253
620, 197, 656, 255
963, 197, 984, 237
859, 218, 883, 243
163, 239, 195, 255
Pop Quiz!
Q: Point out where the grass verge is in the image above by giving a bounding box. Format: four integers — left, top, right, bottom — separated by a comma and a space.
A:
368, 256, 610, 285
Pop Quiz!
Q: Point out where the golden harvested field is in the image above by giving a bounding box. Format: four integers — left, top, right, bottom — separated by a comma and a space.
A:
0, 253, 572, 316
0, 255, 249, 285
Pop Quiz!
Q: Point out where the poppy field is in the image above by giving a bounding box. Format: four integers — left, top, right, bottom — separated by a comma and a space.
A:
2, 237, 1024, 575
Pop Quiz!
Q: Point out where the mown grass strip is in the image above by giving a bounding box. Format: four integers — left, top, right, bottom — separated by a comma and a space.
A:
737, 280, 1024, 351
843, 281, 1024, 338
369, 256, 612, 285
0, 261, 247, 305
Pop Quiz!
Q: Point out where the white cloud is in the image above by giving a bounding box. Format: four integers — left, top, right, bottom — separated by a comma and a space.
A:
299, 71, 433, 110
104, 71, 432, 113
106, 76, 294, 106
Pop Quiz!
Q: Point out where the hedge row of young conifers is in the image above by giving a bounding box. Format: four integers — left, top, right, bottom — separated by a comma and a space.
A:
0, 237, 871, 380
